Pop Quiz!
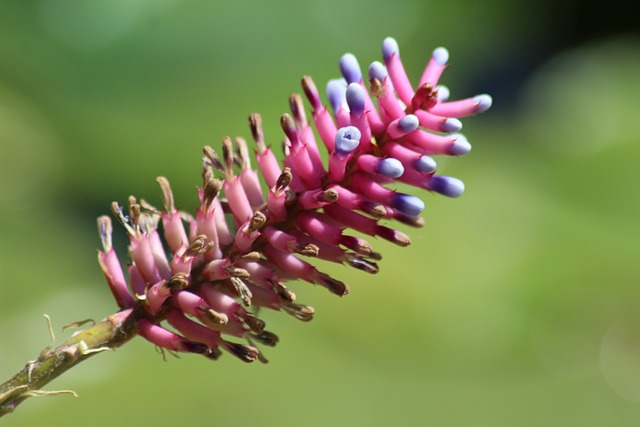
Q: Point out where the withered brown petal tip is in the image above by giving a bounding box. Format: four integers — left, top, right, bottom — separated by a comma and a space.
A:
369, 77, 383, 96
227, 267, 250, 279
367, 203, 387, 219
250, 211, 267, 230
204, 347, 222, 361
322, 188, 339, 203
205, 309, 228, 325
223, 342, 259, 363
156, 176, 175, 213
273, 281, 296, 303
187, 234, 209, 255
167, 273, 190, 290
245, 315, 266, 334
296, 244, 319, 257
230, 277, 253, 306
182, 341, 210, 355
275, 167, 292, 192
280, 302, 315, 322
251, 331, 279, 347
238, 251, 261, 263
320, 276, 349, 297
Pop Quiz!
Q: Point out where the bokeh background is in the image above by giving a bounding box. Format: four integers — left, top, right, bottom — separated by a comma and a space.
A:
1, 0, 639, 425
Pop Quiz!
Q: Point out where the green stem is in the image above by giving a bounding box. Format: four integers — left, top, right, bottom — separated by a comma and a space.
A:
0, 308, 138, 417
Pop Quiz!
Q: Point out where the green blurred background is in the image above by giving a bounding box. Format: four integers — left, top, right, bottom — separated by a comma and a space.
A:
1, 0, 639, 425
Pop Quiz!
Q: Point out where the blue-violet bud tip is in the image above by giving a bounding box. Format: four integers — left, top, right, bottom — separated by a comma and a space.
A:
335, 126, 361, 154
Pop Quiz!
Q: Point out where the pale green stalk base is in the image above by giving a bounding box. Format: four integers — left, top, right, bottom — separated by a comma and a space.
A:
0, 309, 137, 417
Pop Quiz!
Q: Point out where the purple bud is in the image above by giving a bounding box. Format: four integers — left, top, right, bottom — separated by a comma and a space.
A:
326, 79, 347, 113
399, 114, 420, 133
382, 37, 399, 61
449, 135, 471, 155
392, 194, 425, 217
441, 118, 462, 133
432, 47, 449, 66
415, 155, 437, 173
339, 53, 362, 84
428, 175, 465, 197
335, 126, 361, 155
368, 61, 388, 81
346, 83, 365, 116
474, 94, 493, 113
436, 85, 450, 101
376, 158, 404, 178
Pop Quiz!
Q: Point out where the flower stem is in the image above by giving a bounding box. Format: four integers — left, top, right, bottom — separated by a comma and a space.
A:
0, 308, 138, 417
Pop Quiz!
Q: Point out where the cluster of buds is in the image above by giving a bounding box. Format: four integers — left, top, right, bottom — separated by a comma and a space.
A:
96, 37, 491, 363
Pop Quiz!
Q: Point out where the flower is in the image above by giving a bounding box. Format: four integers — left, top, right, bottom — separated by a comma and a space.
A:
96, 37, 491, 363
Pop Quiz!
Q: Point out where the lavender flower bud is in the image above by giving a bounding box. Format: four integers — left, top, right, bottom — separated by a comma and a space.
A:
339, 53, 362, 84
427, 175, 465, 197
335, 126, 361, 155
346, 83, 365, 116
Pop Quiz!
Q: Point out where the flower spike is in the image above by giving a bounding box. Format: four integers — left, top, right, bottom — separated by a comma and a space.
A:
96, 36, 490, 364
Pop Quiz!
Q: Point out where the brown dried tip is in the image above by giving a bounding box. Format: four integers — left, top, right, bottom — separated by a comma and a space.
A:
186, 234, 210, 256
392, 231, 411, 247
280, 302, 315, 322
237, 251, 261, 263
202, 145, 224, 172
369, 76, 383, 97
317, 273, 349, 297
167, 273, 190, 290
343, 236, 373, 256
156, 176, 175, 213
227, 267, 250, 279
322, 188, 339, 203
128, 196, 141, 226
245, 315, 266, 334
203, 347, 223, 361
378, 226, 411, 247
393, 212, 425, 228
203, 178, 223, 211
248, 113, 266, 152
366, 251, 383, 261
344, 254, 379, 274
203, 308, 228, 325
272, 281, 296, 303
275, 167, 292, 193
249, 211, 266, 231
230, 277, 252, 306
181, 340, 210, 355
222, 341, 259, 363
235, 137, 251, 169
363, 202, 387, 219
221, 137, 234, 176
250, 331, 279, 347
289, 93, 307, 128
295, 243, 319, 257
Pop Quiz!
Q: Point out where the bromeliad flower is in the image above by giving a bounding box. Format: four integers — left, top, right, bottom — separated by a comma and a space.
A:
0, 35, 491, 417
96, 36, 492, 362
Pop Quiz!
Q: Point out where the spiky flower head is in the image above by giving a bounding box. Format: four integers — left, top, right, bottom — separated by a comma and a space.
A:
96, 37, 491, 362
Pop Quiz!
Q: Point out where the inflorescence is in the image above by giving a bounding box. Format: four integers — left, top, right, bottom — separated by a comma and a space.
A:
97, 37, 491, 363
